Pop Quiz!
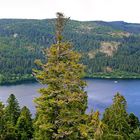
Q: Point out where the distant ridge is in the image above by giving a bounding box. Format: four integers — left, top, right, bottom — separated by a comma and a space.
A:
0, 19, 140, 84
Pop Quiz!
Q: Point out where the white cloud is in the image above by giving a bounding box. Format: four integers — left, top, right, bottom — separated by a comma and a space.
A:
0, 0, 139, 23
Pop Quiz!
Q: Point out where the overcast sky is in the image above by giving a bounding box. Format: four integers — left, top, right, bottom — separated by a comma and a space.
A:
0, 0, 140, 23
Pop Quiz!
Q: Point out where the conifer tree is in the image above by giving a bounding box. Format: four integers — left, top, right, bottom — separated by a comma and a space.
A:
33, 12, 88, 140
16, 106, 33, 140
128, 113, 140, 140
4, 94, 20, 139
86, 111, 109, 140
0, 102, 6, 140
5, 94, 20, 125
129, 128, 140, 140
128, 113, 140, 132
102, 93, 131, 139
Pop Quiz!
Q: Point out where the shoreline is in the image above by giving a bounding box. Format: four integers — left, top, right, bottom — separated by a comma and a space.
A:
84, 76, 140, 80
1, 76, 140, 86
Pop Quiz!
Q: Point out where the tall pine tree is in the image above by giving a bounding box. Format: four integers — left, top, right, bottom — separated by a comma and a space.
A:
33, 12, 88, 140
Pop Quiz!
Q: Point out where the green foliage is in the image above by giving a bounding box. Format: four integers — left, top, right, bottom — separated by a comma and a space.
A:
0, 85, 139, 139
102, 93, 131, 139
0, 94, 33, 140
86, 111, 109, 140
0, 102, 6, 140
129, 128, 140, 140
0, 19, 140, 84
5, 94, 20, 125
16, 106, 33, 139
34, 42, 88, 139
34, 13, 88, 140
4, 94, 20, 139
129, 113, 140, 132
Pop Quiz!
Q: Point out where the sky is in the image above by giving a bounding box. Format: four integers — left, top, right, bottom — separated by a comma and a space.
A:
0, 0, 140, 23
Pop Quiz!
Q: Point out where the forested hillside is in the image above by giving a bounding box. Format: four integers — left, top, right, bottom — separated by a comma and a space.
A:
0, 19, 140, 84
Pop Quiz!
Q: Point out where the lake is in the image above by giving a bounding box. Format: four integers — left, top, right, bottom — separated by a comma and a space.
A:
0, 79, 140, 118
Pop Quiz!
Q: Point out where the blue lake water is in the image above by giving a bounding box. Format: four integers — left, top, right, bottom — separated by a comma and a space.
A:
0, 79, 140, 118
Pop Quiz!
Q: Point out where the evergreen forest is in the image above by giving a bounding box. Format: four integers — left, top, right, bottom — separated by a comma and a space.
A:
0, 17, 140, 84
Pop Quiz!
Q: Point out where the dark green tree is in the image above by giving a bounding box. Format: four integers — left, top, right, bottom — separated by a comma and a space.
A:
33, 13, 88, 140
0, 102, 6, 140
129, 128, 140, 140
16, 106, 33, 140
5, 94, 20, 125
128, 113, 140, 131
4, 94, 20, 139
102, 93, 131, 139
128, 113, 140, 140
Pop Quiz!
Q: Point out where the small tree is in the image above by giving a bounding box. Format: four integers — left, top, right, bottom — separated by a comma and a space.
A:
102, 93, 131, 139
16, 106, 33, 140
4, 94, 20, 139
5, 94, 20, 125
33, 13, 88, 140
0, 102, 6, 140
86, 111, 109, 140
129, 113, 140, 132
